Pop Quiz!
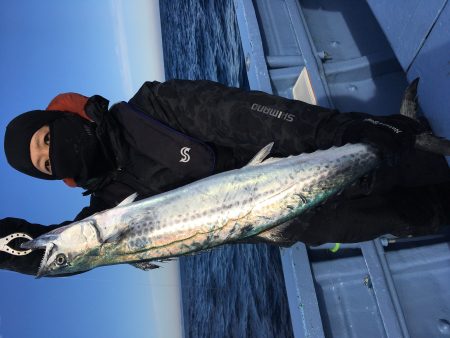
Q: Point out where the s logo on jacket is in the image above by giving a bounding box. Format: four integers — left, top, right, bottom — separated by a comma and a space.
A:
180, 147, 191, 162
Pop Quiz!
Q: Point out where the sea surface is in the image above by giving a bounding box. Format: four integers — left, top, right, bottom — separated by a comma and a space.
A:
159, 1, 294, 337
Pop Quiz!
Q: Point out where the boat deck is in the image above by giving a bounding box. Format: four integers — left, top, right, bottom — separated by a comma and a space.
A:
233, 1, 450, 337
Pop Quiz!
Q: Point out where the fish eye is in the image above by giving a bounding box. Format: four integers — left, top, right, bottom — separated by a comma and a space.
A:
55, 254, 67, 266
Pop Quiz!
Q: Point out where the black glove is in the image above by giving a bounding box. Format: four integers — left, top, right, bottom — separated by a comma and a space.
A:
0, 217, 55, 276
341, 114, 425, 164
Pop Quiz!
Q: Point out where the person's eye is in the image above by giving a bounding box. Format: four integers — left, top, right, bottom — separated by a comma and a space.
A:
45, 159, 52, 174
44, 133, 50, 146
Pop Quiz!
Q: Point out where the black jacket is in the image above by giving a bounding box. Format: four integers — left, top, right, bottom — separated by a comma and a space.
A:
2, 80, 449, 276
71, 79, 369, 221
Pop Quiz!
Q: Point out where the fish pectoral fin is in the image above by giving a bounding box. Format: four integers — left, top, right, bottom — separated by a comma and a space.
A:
245, 143, 274, 166
130, 261, 160, 271
103, 227, 131, 244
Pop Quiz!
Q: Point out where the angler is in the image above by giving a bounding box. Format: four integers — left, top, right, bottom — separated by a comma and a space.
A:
2, 79, 450, 276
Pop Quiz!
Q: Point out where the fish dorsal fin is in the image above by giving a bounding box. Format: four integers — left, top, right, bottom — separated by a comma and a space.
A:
117, 193, 138, 207
245, 143, 274, 166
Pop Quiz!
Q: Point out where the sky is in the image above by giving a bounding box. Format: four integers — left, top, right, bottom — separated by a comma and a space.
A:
0, 1, 184, 338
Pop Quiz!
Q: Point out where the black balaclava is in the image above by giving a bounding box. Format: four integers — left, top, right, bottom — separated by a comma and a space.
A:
4, 110, 64, 180
49, 115, 113, 182
4, 110, 114, 183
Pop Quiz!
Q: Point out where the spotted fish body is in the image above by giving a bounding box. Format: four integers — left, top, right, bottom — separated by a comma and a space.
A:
24, 143, 379, 277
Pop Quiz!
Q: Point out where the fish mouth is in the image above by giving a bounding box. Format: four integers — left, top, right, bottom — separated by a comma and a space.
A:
34, 243, 55, 278
21, 236, 57, 278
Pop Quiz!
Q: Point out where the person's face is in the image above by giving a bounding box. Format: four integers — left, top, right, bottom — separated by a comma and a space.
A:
29, 125, 52, 175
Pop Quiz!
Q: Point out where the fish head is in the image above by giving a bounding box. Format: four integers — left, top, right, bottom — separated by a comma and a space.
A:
21, 219, 101, 277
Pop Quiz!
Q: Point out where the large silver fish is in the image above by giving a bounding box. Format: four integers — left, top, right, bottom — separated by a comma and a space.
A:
23, 143, 379, 277
22, 79, 450, 277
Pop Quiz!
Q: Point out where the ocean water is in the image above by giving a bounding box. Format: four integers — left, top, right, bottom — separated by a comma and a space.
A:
160, 0, 247, 87
159, 1, 294, 337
